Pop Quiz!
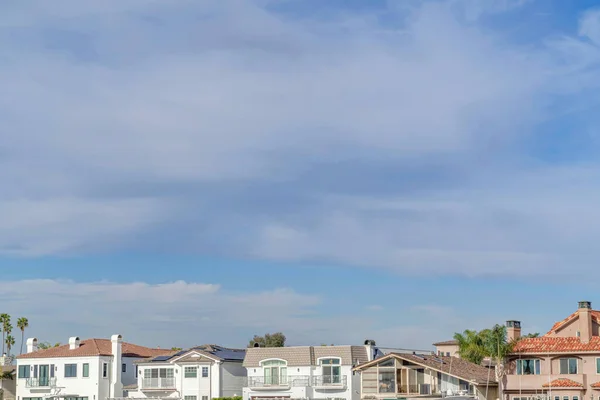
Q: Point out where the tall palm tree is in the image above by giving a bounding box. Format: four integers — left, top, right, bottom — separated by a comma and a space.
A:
0, 314, 9, 355
453, 329, 487, 364
17, 318, 29, 355
483, 324, 518, 383
5, 335, 15, 356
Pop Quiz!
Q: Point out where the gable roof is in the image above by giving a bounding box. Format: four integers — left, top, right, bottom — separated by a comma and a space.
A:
354, 353, 497, 386
243, 346, 368, 367
17, 339, 170, 359
142, 344, 246, 364
547, 310, 600, 335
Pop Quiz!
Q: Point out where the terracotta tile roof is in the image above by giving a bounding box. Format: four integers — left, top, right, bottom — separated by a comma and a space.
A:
243, 345, 368, 367
512, 336, 600, 353
542, 378, 583, 388
433, 340, 459, 346
354, 353, 497, 386
17, 339, 170, 359
590, 381, 600, 389
547, 310, 600, 335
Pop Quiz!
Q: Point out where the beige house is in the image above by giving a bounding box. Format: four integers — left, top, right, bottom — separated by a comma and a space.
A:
433, 341, 460, 358
353, 352, 498, 400
505, 301, 600, 400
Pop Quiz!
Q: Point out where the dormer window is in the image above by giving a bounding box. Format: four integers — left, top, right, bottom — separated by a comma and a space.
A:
319, 358, 341, 384
261, 360, 287, 385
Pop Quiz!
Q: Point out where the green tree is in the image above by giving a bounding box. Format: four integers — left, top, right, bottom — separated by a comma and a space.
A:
523, 332, 539, 338
453, 329, 487, 364
0, 315, 10, 355
5, 335, 15, 356
38, 342, 60, 350
248, 332, 286, 348
0, 366, 14, 380
483, 324, 519, 383
171, 347, 182, 351
17, 317, 29, 355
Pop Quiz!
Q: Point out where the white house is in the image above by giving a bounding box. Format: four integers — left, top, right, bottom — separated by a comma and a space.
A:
16, 335, 170, 400
125, 344, 246, 400
242, 341, 380, 400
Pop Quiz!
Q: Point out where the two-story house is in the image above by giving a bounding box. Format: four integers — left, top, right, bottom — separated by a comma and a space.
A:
16, 335, 170, 400
432, 341, 460, 358
125, 344, 246, 400
242, 341, 379, 400
505, 301, 600, 400
353, 352, 498, 400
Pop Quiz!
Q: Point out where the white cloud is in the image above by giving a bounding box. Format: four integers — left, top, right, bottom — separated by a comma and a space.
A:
2, 0, 600, 279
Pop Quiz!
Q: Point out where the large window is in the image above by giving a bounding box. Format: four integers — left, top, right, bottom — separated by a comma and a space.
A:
378, 371, 395, 393
83, 363, 89, 378
596, 358, 600, 374
559, 358, 578, 374
320, 358, 341, 384
261, 360, 287, 385
184, 396, 197, 400
65, 364, 77, 378
18, 365, 30, 378
516, 359, 541, 375
185, 367, 198, 378
144, 368, 175, 378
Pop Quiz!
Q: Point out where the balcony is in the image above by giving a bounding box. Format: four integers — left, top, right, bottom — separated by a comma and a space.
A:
26, 377, 57, 389
141, 377, 176, 390
246, 375, 310, 390
312, 375, 348, 389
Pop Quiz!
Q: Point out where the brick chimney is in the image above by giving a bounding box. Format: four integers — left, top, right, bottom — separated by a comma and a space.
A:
506, 320, 521, 341
578, 301, 593, 343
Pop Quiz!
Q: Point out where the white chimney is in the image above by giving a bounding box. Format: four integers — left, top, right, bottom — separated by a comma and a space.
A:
111, 334, 123, 398
69, 337, 81, 350
26, 338, 38, 353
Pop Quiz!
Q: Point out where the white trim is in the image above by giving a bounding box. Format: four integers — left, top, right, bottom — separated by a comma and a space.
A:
259, 358, 288, 366
316, 357, 342, 365
170, 350, 221, 364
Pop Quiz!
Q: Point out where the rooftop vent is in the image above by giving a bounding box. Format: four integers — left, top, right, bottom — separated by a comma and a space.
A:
579, 301, 592, 309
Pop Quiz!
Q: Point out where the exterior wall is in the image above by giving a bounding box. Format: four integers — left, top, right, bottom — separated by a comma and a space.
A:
435, 344, 459, 357
1, 378, 17, 400
551, 319, 600, 338
221, 362, 245, 398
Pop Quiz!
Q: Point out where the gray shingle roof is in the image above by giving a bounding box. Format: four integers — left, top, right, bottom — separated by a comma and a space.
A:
243, 345, 368, 367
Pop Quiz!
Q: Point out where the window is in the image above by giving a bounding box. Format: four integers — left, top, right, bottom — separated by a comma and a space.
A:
184, 396, 197, 400
185, 367, 198, 378
559, 358, 578, 374
516, 359, 541, 375
555, 396, 560, 400
135, 365, 139, 378
202, 366, 209, 378
65, 364, 77, 378
50, 364, 55, 378
202, 397, 208, 400
596, 358, 600, 374
573, 396, 579, 400
103, 362, 108, 378
33, 365, 38, 378
378, 371, 395, 393
83, 363, 89, 378
563, 396, 569, 400
122, 363, 127, 373
446, 352, 450, 356
18, 365, 30, 378
144, 368, 175, 378
260, 360, 286, 385
320, 358, 341, 384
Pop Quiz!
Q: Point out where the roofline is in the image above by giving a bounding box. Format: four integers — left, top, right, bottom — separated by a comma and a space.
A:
353, 353, 497, 386
432, 341, 458, 346
511, 351, 600, 356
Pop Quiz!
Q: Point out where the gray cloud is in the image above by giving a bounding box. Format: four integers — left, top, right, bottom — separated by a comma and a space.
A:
2, 0, 600, 278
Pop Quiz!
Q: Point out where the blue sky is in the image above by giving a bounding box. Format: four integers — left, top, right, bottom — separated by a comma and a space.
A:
2, 0, 600, 350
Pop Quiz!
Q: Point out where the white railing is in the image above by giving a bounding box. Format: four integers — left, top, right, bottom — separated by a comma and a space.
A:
141, 377, 176, 389
25, 377, 57, 388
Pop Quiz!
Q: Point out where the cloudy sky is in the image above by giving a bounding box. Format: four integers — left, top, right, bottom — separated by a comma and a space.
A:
2, 0, 600, 351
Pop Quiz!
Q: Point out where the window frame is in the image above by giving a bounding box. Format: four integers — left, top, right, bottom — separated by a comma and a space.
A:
83, 363, 90, 378
559, 358, 578, 375
18, 365, 31, 379
122, 363, 127, 373
184, 366, 198, 378
64, 364, 77, 378
184, 396, 197, 400
202, 366, 209, 378
318, 357, 342, 384
516, 359, 541, 375
260, 359, 287, 385
102, 362, 108, 378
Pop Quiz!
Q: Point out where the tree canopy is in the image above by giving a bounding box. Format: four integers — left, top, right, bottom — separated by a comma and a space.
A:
248, 332, 286, 348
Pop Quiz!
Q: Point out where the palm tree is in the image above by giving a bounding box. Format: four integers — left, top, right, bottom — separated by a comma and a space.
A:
17, 318, 29, 355
0, 366, 14, 380
5, 335, 15, 356
483, 324, 518, 383
453, 329, 487, 364
0, 314, 9, 355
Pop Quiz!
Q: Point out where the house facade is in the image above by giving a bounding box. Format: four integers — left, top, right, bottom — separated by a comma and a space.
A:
505, 301, 600, 400
353, 352, 498, 400
16, 335, 169, 400
125, 344, 246, 400
242, 343, 378, 400
432, 341, 460, 358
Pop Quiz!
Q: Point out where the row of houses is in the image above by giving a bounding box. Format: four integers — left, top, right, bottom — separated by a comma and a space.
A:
5, 300, 600, 400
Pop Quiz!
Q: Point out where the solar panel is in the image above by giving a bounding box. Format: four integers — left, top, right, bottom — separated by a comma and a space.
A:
152, 355, 172, 362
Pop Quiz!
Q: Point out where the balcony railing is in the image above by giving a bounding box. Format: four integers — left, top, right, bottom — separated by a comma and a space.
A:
312, 375, 348, 387
141, 377, 176, 389
25, 377, 57, 388
246, 375, 310, 388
